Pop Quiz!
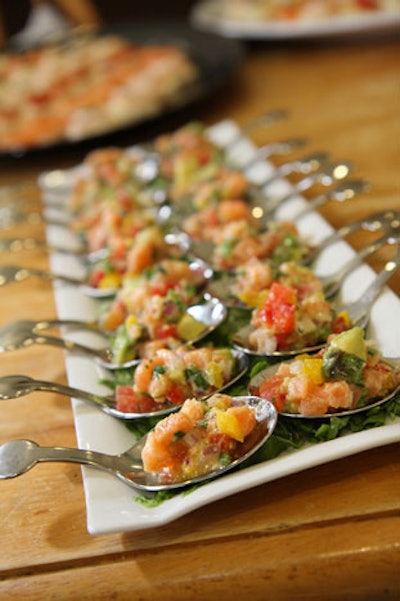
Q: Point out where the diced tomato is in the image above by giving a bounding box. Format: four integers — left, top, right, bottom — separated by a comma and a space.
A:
260, 282, 296, 334
154, 324, 179, 339
89, 269, 106, 288
115, 387, 159, 413
165, 383, 187, 406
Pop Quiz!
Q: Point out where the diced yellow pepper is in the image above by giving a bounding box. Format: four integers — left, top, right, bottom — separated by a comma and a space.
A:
216, 410, 244, 442
238, 289, 269, 308
98, 272, 122, 289
205, 362, 223, 389
126, 315, 138, 327
337, 310, 351, 327
301, 357, 324, 385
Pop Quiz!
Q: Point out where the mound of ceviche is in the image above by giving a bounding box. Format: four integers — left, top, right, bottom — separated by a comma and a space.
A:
141, 393, 261, 484
101, 257, 210, 363
252, 327, 400, 416
234, 261, 350, 353
116, 346, 239, 414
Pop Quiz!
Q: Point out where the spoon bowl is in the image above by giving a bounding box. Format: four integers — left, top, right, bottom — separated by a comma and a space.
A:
0, 395, 277, 492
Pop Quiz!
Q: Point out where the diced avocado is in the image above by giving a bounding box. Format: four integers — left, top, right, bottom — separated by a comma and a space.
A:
177, 313, 205, 341
111, 324, 137, 364
329, 326, 367, 361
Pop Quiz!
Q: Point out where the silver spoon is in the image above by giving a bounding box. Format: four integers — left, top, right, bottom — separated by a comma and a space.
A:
302, 209, 399, 266
255, 160, 353, 216
233, 248, 400, 358
317, 222, 400, 298
0, 264, 117, 298
0, 348, 249, 420
249, 359, 400, 419
0, 257, 212, 299
0, 395, 277, 492
0, 237, 108, 262
0, 297, 227, 371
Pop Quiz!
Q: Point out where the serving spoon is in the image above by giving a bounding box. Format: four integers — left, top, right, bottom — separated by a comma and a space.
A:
249, 360, 400, 419
0, 297, 227, 371
302, 209, 399, 266
0, 348, 249, 420
0, 264, 118, 298
0, 256, 212, 299
233, 247, 400, 358
0, 395, 277, 492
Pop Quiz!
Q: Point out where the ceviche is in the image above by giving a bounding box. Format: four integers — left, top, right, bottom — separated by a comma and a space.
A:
102, 258, 211, 362
252, 327, 400, 416
235, 260, 349, 353
141, 393, 260, 483
116, 346, 239, 413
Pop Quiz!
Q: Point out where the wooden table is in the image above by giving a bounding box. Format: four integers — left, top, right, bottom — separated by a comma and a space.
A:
0, 32, 399, 601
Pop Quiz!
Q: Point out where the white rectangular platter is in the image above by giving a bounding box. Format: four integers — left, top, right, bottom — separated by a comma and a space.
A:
42, 120, 400, 535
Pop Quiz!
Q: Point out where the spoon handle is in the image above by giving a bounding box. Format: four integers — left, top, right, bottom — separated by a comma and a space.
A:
338, 246, 400, 326
30, 332, 110, 362
0, 439, 139, 481
301, 209, 397, 265
37, 318, 108, 336
11, 265, 86, 287
294, 178, 369, 219
320, 232, 395, 298
29, 378, 116, 415
261, 161, 351, 215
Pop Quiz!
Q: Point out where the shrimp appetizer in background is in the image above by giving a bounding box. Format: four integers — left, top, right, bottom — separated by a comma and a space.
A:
116, 346, 241, 414
251, 327, 400, 417
141, 393, 261, 484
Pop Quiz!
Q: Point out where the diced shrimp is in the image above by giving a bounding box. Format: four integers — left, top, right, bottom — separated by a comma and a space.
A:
152, 411, 194, 446
218, 199, 252, 222
249, 328, 278, 354
141, 434, 178, 476
102, 300, 126, 331
126, 226, 165, 274
181, 398, 206, 422
363, 366, 398, 398
134, 356, 166, 393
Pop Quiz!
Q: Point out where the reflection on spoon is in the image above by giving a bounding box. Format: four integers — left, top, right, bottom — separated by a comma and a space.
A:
0, 395, 277, 492
0, 298, 227, 371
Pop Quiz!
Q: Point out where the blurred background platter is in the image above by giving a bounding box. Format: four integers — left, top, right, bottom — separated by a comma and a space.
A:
190, 0, 400, 40
0, 20, 244, 157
